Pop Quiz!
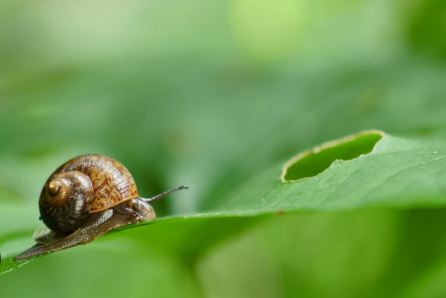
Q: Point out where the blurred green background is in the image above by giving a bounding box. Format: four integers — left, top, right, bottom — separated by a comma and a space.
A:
2, 0, 446, 297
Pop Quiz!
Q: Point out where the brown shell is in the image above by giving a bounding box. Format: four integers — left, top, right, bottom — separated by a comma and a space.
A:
53, 154, 139, 213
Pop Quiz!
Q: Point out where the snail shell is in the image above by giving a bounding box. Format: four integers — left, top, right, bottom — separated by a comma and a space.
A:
14, 154, 187, 260
39, 154, 139, 234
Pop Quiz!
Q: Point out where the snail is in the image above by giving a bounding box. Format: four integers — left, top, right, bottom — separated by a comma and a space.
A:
15, 154, 187, 260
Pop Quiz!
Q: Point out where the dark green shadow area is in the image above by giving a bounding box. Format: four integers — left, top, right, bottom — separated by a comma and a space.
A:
283, 131, 383, 181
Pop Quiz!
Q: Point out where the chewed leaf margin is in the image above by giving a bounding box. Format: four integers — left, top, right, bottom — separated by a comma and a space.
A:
281, 130, 384, 182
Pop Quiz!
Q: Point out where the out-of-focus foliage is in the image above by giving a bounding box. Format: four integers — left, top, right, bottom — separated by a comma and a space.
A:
1, 0, 446, 297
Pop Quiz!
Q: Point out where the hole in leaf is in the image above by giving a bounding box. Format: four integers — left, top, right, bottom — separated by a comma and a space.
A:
281, 130, 384, 182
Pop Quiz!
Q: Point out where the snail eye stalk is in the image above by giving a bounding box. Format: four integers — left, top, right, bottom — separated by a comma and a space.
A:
144, 186, 189, 203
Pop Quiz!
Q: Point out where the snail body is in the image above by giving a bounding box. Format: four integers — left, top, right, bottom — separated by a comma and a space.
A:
16, 154, 187, 260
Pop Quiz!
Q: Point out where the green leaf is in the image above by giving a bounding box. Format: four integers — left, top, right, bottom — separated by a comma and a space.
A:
2, 130, 446, 282
2, 1, 446, 296
210, 131, 446, 212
